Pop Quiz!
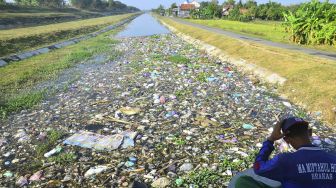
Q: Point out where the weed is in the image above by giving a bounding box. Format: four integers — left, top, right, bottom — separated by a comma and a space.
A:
155, 143, 164, 150
48, 153, 77, 165
0, 90, 46, 117
172, 136, 186, 146
175, 89, 192, 98
152, 54, 164, 61
196, 72, 210, 83
21, 160, 43, 172
36, 129, 65, 158
167, 55, 190, 65
186, 168, 222, 187
150, 35, 160, 39
295, 108, 307, 118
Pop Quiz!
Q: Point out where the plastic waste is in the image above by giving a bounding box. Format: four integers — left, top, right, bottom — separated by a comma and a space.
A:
125, 161, 135, 167
176, 178, 184, 186
119, 107, 141, 115
14, 129, 30, 142
84, 165, 109, 178
122, 136, 135, 148
64, 130, 137, 151
30, 170, 43, 181
44, 146, 62, 158
242, 124, 254, 130
159, 96, 166, 104
16, 176, 28, 187
3, 171, 13, 178
206, 77, 217, 82
64, 131, 123, 150
0, 138, 7, 147
129, 156, 137, 163
324, 138, 335, 145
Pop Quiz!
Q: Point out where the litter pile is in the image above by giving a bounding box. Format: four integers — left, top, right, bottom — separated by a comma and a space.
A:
0, 34, 335, 187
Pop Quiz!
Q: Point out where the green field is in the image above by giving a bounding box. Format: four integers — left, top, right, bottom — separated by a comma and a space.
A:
160, 16, 336, 125
0, 12, 74, 18
0, 13, 136, 57
0, 26, 122, 118
187, 19, 336, 53
0, 5, 104, 28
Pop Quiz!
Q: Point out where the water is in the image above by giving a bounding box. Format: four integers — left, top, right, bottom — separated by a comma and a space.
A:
116, 13, 170, 38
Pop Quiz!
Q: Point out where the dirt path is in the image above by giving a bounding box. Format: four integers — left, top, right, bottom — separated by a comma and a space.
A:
170, 18, 336, 61
1, 33, 335, 187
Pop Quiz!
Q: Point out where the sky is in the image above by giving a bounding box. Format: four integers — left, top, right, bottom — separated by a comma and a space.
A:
119, 0, 336, 10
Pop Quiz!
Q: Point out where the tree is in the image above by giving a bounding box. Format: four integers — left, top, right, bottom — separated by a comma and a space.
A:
265, 1, 283, 20
223, 0, 235, 6
90, 0, 104, 9
154, 4, 165, 15
15, 0, 39, 6
37, 0, 65, 7
0, 0, 5, 5
284, 0, 336, 45
245, 0, 257, 8
237, 0, 243, 8
71, 0, 92, 8
170, 3, 177, 9
200, 1, 209, 9
198, 0, 222, 19
108, 0, 115, 8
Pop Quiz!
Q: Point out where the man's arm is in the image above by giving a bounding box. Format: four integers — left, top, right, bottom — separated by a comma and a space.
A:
253, 140, 285, 181
253, 122, 285, 181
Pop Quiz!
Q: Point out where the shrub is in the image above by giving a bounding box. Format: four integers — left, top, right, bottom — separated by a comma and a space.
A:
283, 0, 336, 45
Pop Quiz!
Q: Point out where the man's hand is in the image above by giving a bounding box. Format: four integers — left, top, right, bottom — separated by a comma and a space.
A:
268, 121, 283, 142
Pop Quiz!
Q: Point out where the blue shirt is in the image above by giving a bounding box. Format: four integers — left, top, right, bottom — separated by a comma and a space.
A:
254, 140, 336, 188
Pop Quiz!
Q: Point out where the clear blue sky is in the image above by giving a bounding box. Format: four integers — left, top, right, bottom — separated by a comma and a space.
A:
119, 0, 336, 10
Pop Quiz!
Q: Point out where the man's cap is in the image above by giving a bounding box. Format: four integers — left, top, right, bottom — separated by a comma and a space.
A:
281, 116, 309, 133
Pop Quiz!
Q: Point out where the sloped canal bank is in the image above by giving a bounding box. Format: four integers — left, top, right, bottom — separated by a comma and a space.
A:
0, 19, 335, 187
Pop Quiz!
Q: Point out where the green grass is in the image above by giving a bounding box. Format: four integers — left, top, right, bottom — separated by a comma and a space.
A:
0, 27, 122, 118
185, 169, 222, 187
160, 16, 336, 125
187, 19, 336, 53
0, 4, 97, 14
0, 12, 75, 18
0, 90, 45, 119
36, 129, 65, 158
0, 13, 136, 56
167, 55, 190, 64
196, 72, 211, 83
48, 153, 77, 165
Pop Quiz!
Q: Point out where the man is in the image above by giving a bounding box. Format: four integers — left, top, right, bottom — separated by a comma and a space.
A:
229, 117, 336, 188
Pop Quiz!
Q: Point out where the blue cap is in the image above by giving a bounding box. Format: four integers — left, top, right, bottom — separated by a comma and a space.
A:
281, 117, 308, 133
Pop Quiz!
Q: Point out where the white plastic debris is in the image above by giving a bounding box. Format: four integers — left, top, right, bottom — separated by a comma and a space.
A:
84, 165, 109, 178
44, 146, 62, 158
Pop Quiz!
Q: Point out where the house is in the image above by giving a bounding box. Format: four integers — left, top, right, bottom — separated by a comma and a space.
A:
239, 8, 249, 14
222, 5, 234, 16
222, 5, 249, 16
178, 0, 199, 18
190, 0, 200, 8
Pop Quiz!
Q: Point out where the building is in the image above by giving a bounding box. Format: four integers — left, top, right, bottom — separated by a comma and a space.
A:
178, 0, 200, 18
222, 5, 234, 16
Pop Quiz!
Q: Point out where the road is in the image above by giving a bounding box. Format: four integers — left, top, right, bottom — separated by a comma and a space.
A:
171, 18, 336, 61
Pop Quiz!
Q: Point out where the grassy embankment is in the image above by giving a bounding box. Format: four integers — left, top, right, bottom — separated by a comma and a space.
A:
187, 19, 336, 53
0, 13, 136, 57
0, 5, 104, 29
0, 19, 126, 118
160, 16, 336, 125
